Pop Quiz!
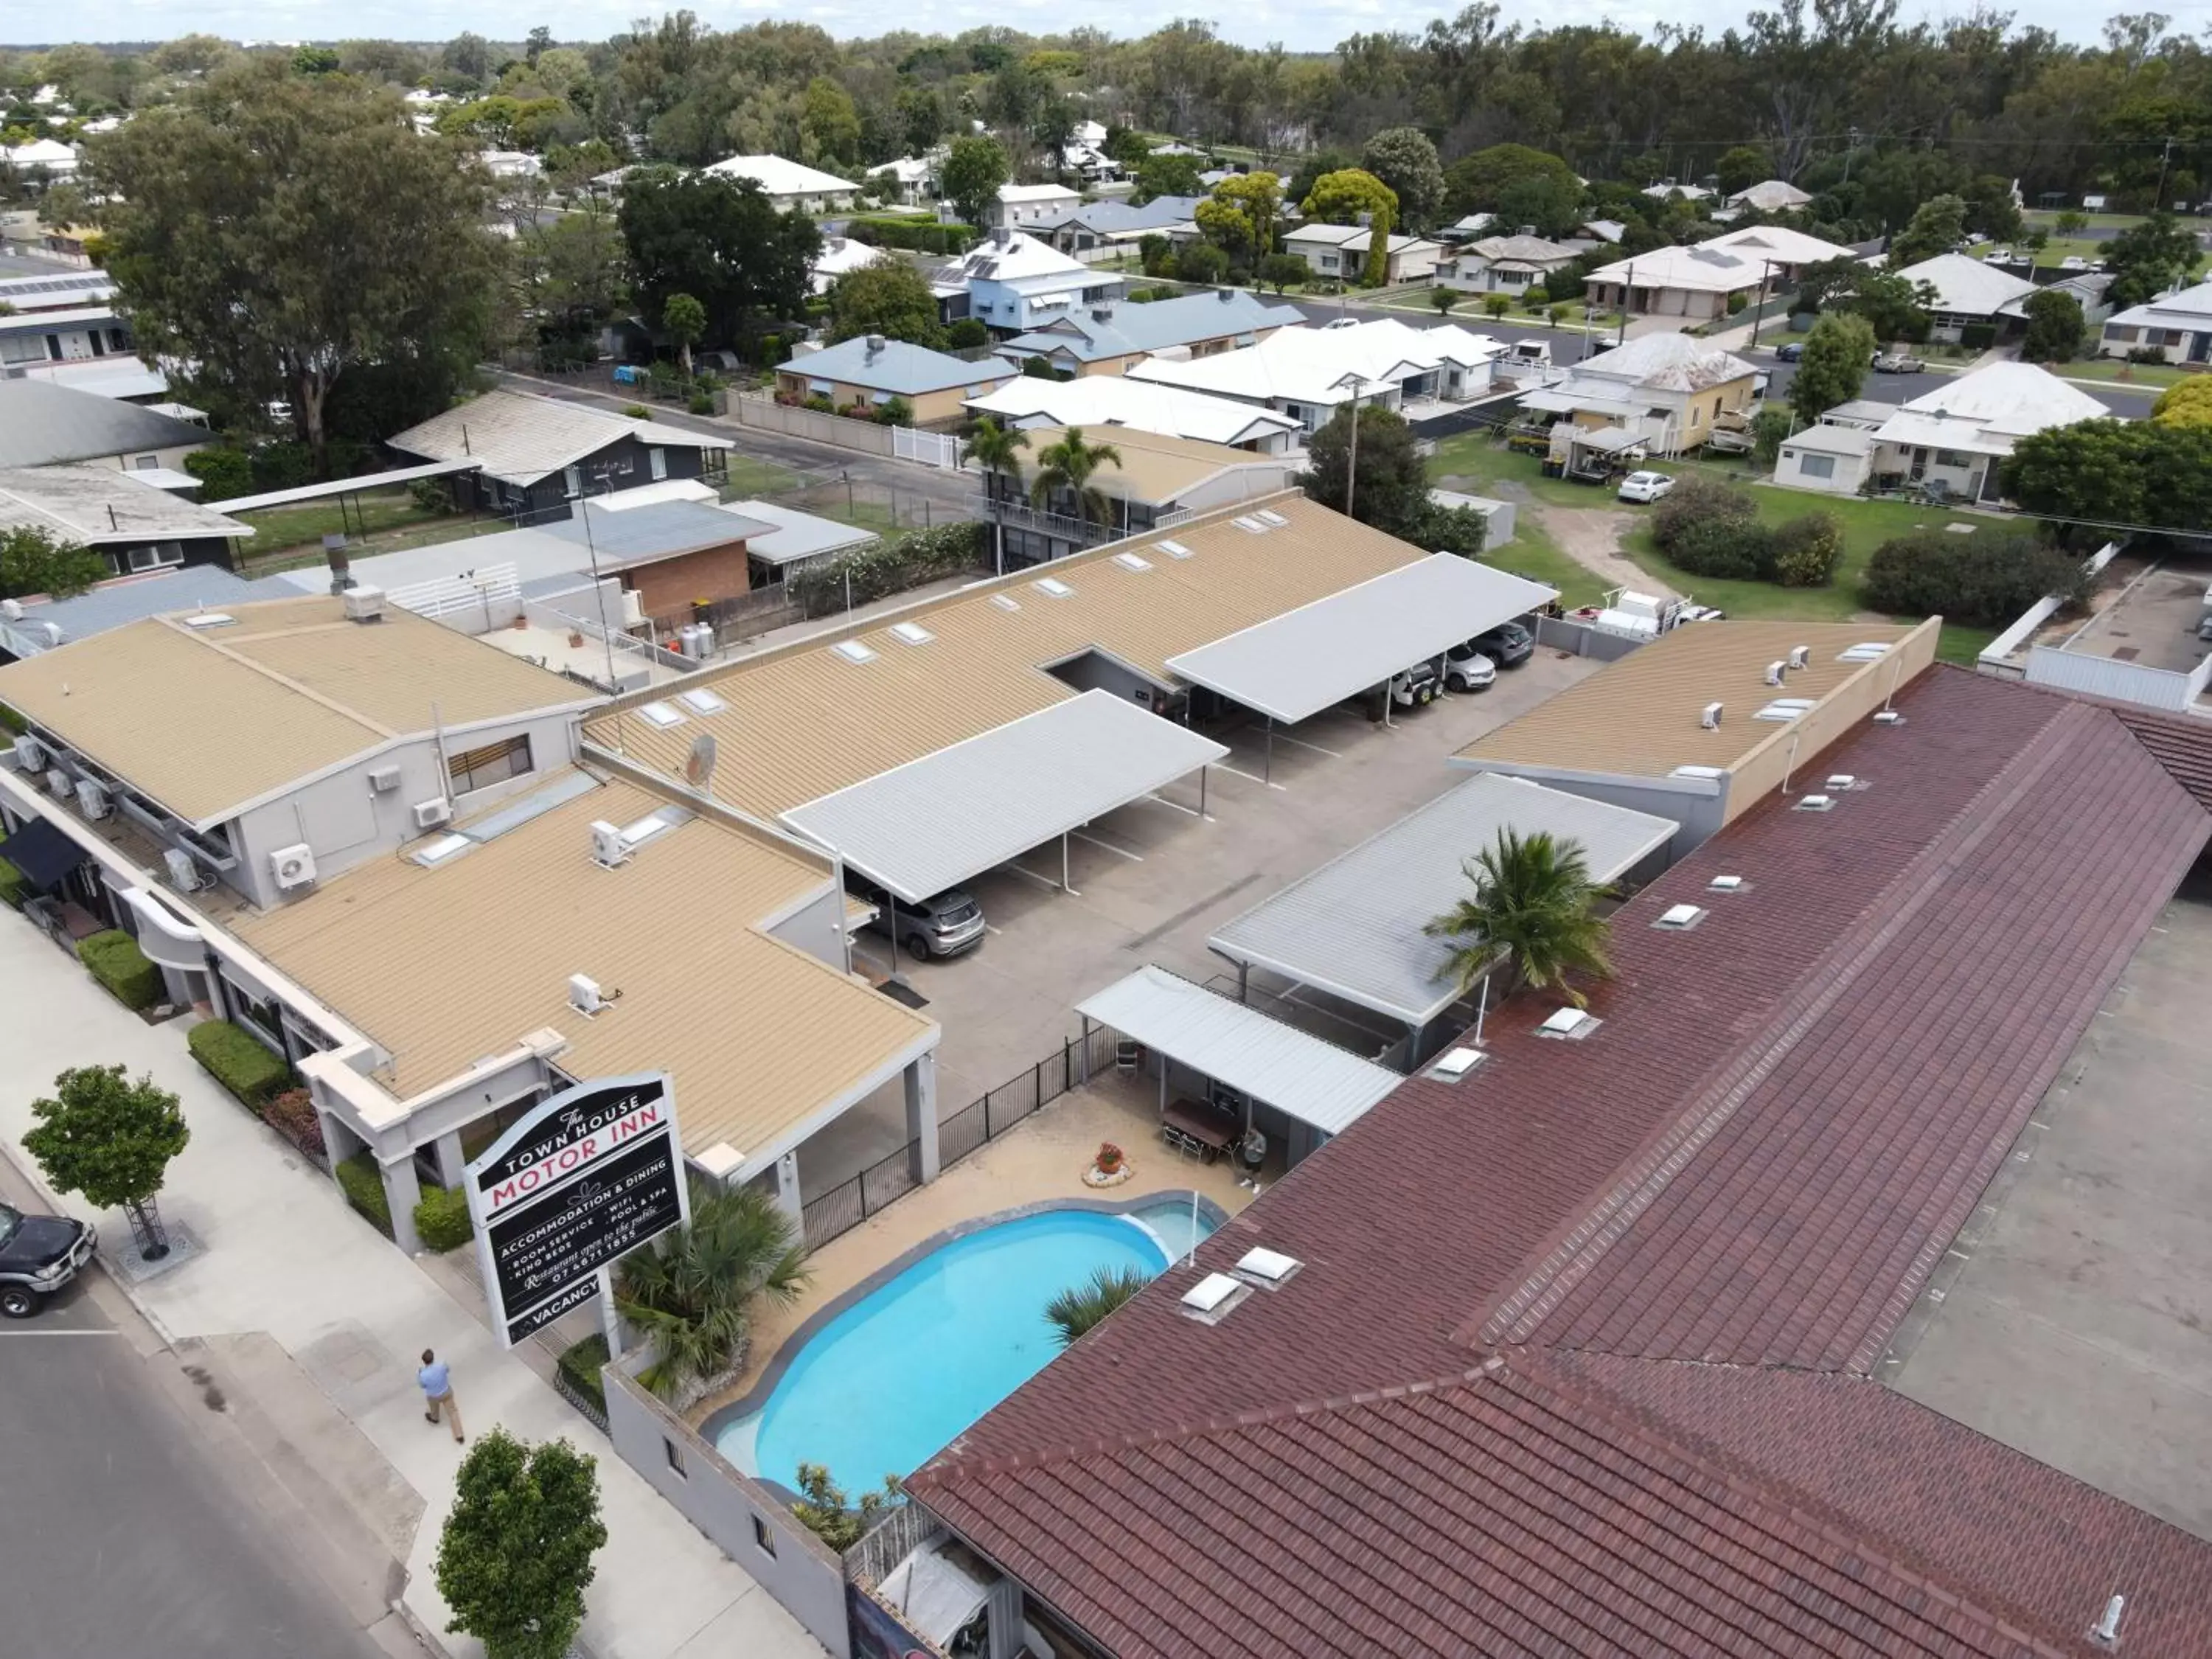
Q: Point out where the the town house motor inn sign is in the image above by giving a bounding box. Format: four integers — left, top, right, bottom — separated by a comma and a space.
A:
466, 1073, 687, 1347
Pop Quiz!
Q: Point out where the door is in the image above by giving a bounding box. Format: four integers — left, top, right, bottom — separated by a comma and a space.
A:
2192, 332, 2211, 364
648, 448, 668, 481
1907, 446, 1927, 482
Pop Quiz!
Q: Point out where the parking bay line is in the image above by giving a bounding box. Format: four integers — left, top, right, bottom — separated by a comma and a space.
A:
1072, 831, 1143, 863
1212, 761, 1287, 791
1273, 733, 1340, 758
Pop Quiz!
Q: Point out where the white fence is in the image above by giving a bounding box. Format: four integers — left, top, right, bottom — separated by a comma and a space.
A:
891, 426, 967, 470
1978, 542, 2121, 681
384, 563, 523, 632
2024, 642, 2212, 712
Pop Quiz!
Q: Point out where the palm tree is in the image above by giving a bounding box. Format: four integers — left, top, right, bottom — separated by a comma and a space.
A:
1044, 1265, 1150, 1347
1029, 425, 1125, 534
614, 1181, 810, 1399
1424, 829, 1617, 1009
962, 416, 1030, 575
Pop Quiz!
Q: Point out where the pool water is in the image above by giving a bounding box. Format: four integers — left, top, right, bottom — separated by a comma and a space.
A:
723, 1201, 1214, 1492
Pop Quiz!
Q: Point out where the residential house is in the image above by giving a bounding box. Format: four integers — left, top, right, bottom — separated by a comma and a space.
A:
943, 228, 1123, 336
386, 389, 735, 525
988, 183, 1082, 229
2, 137, 77, 178
1865, 360, 2111, 504
809, 234, 890, 296
873, 154, 939, 205
1722, 178, 1814, 213
965, 373, 1305, 453
1432, 234, 1582, 296
1772, 422, 1877, 495
1030, 195, 1203, 260
779, 335, 1015, 425
1581, 218, 1627, 244
702, 154, 858, 214
1128, 319, 1505, 431
975, 425, 1299, 566
1641, 178, 1714, 201
479, 150, 541, 181
1893, 251, 2038, 342
0, 303, 133, 372
994, 287, 1301, 378
1281, 222, 1444, 285
0, 465, 253, 577
2098, 277, 2212, 364
1516, 332, 1760, 456
0, 380, 210, 478
1436, 212, 1498, 243
8, 355, 170, 403
1585, 225, 1857, 321
0, 268, 115, 313
717, 498, 877, 587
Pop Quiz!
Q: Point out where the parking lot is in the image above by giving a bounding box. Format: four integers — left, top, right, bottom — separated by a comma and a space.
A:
798, 645, 1600, 1195
2062, 557, 2212, 677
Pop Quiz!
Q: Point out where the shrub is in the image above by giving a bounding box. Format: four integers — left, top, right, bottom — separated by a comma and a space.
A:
1669, 516, 1778, 580
1769, 511, 1846, 587
261, 1087, 326, 1160
621, 403, 651, 419
687, 391, 715, 415
1173, 243, 1228, 285
878, 394, 914, 427
947, 318, 990, 349
1652, 476, 1759, 554
1482, 293, 1512, 319
336, 1150, 393, 1237
407, 477, 450, 512
557, 1334, 610, 1416
414, 1184, 475, 1252
1726, 291, 1748, 316
1523, 285, 1548, 307
1960, 322, 1997, 350
1138, 232, 1170, 276
187, 1018, 293, 1108
1862, 529, 2093, 627
804, 394, 835, 414
788, 521, 990, 616
248, 441, 316, 492
77, 930, 161, 1011
0, 855, 25, 909
844, 215, 973, 255
182, 447, 253, 502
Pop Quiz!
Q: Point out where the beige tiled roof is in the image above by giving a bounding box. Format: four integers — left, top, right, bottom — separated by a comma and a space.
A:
1457, 620, 1915, 778
0, 597, 589, 824
232, 772, 935, 1161
585, 493, 1426, 819
1006, 425, 1284, 507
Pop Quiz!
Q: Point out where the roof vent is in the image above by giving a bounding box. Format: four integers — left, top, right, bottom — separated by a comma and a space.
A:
1255, 509, 1289, 527
1708, 873, 1747, 892
1179, 1271, 1251, 1324
1669, 763, 1726, 781
1795, 793, 1836, 813
1653, 902, 1707, 931
1840, 641, 1891, 662
1700, 701, 1723, 730
1032, 576, 1075, 598
990, 593, 1022, 611
1155, 538, 1194, 558
568, 973, 604, 1015
1111, 552, 1152, 571
1786, 644, 1810, 670
678, 687, 726, 714
1764, 660, 1786, 686
1234, 1247, 1302, 1287
1872, 709, 1905, 726
1425, 1045, 1486, 1082
831, 639, 878, 664
888, 621, 935, 645
636, 700, 686, 728
2090, 1595, 2125, 1649
1536, 1006, 1599, 1040
1825, 773, 1863, 791
181, 612, 236, 630
863, 332, 886, 353
341, 585, 386, 623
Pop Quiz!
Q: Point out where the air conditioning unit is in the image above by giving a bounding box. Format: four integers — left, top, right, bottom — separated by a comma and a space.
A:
44, 768, 69, 797
1787, 644, 1811, 671
411, 798, 452, 830
619, 588, 646, 627
0, 599, 20, 622
1764, 660, 1786, 687
162, 846, 205, 892
590, 819, 627, 868
366, 765, 401, 793
341, 585, 386, 623
568, 973, 603, 1015
12, 733, 44, 772
74, 779, 111, 820
270, 842, 319, 890
1700, 702, 1724, 730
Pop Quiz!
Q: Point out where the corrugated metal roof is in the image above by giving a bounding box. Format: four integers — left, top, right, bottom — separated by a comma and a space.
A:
0, 463, 249, 546
386, 391, 732, 486
1076, 965, 1399, 1135
1210, 773, 1678, 1025
780, 689, 1226, 902
1003, 425, 1290, 507
1166, 553, 1557, 725
0, 380, 212, 468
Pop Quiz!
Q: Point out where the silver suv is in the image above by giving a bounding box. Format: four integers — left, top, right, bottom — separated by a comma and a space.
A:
848, 876, 987, 961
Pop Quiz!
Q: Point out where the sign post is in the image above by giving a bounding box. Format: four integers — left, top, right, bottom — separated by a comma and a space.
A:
465, 1073, 687, 1350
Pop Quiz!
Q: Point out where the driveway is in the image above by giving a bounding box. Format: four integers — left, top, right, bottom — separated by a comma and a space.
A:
1540, 504, 1676, 598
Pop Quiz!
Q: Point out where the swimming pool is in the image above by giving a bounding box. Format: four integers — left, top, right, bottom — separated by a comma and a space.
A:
716, 1200, 1216, 1492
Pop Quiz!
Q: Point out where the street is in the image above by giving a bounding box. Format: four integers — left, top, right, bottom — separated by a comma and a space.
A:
0, 1275, 393, 1659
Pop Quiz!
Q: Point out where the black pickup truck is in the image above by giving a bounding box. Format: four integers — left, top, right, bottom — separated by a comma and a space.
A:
0, 1199, 95, 1318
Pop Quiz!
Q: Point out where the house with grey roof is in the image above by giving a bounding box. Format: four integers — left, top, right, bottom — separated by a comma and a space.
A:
776, 335, 1015, 424
0, 564, 299, 661
0, 379, 210, 477
0, 465, 254, 577
995, 288, 1304, 378
1030, 195, 1204, 259
1433, 233, 1583, 296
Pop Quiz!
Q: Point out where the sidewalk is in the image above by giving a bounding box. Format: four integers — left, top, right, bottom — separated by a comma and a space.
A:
0, 919, 826, 1659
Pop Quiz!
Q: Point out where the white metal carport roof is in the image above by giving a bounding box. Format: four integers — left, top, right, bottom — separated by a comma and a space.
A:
1164, 553, 1556, 726
1208, 772, 1678, 1028
1077, 966, 1401, 1137
779, 689, 1228, 904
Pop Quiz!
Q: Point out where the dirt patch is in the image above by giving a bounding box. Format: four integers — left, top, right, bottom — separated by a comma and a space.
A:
1537, 504, 1678, 599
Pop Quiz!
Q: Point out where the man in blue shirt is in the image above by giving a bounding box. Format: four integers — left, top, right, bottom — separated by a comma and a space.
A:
417, 1348, 463, 1442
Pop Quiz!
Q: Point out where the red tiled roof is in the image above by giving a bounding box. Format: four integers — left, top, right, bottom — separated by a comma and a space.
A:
908, 666, 2212, 1658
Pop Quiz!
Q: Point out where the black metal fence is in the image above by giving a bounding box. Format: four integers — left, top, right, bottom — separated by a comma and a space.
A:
799, 1029, 1113, 1251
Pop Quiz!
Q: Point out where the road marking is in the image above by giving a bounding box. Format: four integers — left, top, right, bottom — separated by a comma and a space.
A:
1072, 831, 1143, 863
1213, 762, 1286, 791
1143, 792, 1203, 818
1273, 734, 1340, 758
0, 1327, 116, 1336
1004, 863, 1063, 891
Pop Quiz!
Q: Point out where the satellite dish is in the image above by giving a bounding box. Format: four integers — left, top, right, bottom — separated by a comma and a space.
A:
683, 732, 718, 792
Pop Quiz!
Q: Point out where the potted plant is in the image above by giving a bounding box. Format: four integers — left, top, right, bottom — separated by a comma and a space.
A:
1083, 1140, 1131, 1187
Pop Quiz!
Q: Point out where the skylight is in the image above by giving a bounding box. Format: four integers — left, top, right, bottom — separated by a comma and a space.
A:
181, 613, 236, 630
1839, 641, 1890, 662
1753, 698, 1816, 722
636, 700, 686, 728
1669, 764, 1727, 780
678, 688, 726, 714
411, 833, 473, 867
1182, 1273, 1241, 1312
1825, 773, 1860, 790
1230, 515, 1266, 533
1255, 509, 1289, 527
1536, 1006, 1599, 1040
831, 639, 877, 664
1155, 539, 1194, 558
1032, 577, 1075, 598
1235, 1247, 1301, 1283
1795, 793, 1836, 812
990, 593, 1022, 611
1433, 1046, 1484, 1077
888, 621, 935, 645
1708, 873, 1746, 892
1653, 902, 1706, 931
1111, 552, 1152, 571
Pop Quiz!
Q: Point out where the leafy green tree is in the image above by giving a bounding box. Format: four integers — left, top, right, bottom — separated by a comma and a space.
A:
614, 1182, 807, 1400
800, 76, 860, 167
1028, 427, 1125, 528
291, 46, 341, 77
619, 168, 818, 348
661, 292, 705, 375
1714, 146, 1772, 197
1302, 168, 1397, 287
182, 449, 254, 504
1360, 127, 1444, 230
790, 1464, 901, 1551
1963, 175, 2023, 243
436, 1430, 607, 1659
1789, 311, 1877, 424
1194, 172, 1281, 261
1, 526, 108, 599
1994, 419, 2212, 540
941, 133, 1009, 226
1430, 285, 1460, 316
894, 86, 944, 158
1301, 403, 1425, 535
1482, 293, 1512, 319
1259, 252, 1308, 293
1046, 1265, 1150, 1347
1750, 406, 1795, 469
22, 1065, 189, 1259
1863, 529, 2092, 625
2152, 379, 2212, 428
1133, 150, 1203, 204
1443, 144, 1579, 220
1172, 240, 1229, 285
1888, 193, 1968, 268
2053, 209, 2089, 236
825, 260, 945, 349
2102, 212, 2203, 307
2019, 287, 2084, 363
87, 60, 501, 473
1424, 830, 1615, 1007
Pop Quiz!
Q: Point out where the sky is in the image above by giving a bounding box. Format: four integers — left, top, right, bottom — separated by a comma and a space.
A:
3, 0, 2160, 57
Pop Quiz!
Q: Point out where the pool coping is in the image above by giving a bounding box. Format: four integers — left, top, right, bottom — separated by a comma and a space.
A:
700, 1189, 1231, 1468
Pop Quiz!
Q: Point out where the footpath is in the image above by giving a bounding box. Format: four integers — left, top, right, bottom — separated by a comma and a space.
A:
0, 918, 825, 1659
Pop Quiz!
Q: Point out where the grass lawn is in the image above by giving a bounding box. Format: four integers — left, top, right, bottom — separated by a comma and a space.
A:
1426, 434, 1624, 509
232, 490, 459, 555
1485, 518, 1610, 611
718, 455, 803, 498
2053, 356, 2193, 388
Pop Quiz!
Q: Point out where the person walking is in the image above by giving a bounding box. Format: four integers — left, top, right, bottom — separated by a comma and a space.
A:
417, 1348, 463, 1443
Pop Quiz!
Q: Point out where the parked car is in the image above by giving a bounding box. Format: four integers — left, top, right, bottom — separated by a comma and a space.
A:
1617, 470, 1676, 504
845, 874, 987, 961
1873, 352, 1927, 373
1470, 619, 1534, 668
1443, 642, 1497, 692
1774, 341, 1804, 362
0, 1199, 94, 1319
1388, 660, 1442, 709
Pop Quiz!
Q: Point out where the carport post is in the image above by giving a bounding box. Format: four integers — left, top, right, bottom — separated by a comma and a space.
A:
1060, 831, 1079, 897
1199, 765, 1208, 819
886, 897, 898, 972
1265, 717, 1275, 783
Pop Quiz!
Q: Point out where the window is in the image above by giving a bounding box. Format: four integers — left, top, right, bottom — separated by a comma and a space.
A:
648, 447, 668, 481
2105, 324, 2140, 343
1935, 449, 1970, 469
1798, 453, 1837, 481
134, 455, 159, 470
448, 734, 532, 796
663, 1438, 687, 1478
226, 978, 285, 1047
125, 542, 185, 573
751, 1514, 776, 1557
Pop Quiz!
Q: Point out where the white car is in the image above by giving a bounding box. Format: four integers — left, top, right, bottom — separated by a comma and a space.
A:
1443, 642, 1497, 692
1617, 470, 1675, 504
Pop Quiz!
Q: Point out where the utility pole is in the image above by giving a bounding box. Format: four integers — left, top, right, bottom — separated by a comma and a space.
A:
1618, 262, 1633, 348
2156, 135, 2176, 212
1748, 258, 1775, 349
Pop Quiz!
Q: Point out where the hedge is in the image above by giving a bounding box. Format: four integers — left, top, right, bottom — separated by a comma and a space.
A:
336, 1151, 394, 1238
789, 521, 990, 617
77, 930, 161, 1011
188, 1018, 293, 1108
0, 855, 25, 910
262, 1087, 327, 1161
844, 215, 974, 255
557, 1334, 611, 1416
1862, 529, 2092, 627
414, 1184, 475, 1251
